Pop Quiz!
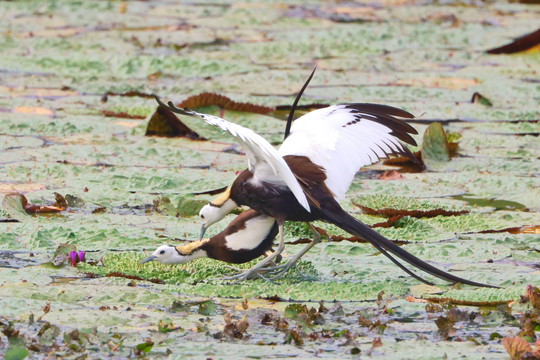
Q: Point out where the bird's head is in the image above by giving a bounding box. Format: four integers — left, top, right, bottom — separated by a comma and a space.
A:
140, 243, 208, 265
199, 189, 238, 239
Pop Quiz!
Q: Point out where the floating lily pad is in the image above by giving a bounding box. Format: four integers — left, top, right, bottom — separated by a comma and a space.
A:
421, 122, 450, 168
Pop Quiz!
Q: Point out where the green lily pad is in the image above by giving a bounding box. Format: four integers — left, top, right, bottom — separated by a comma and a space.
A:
421, 122, 450, 167
5, 345, 28, 360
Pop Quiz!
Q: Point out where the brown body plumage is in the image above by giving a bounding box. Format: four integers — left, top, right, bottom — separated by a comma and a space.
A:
198, 209, 278, 264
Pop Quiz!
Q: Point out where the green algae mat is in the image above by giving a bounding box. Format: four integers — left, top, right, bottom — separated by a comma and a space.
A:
1, 1, 539, 359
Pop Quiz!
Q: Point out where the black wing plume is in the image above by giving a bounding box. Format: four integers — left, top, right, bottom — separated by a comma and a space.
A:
284, 67, 317, 140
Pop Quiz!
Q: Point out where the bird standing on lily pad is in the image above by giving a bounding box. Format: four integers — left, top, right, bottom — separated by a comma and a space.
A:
145, 70, 496, 288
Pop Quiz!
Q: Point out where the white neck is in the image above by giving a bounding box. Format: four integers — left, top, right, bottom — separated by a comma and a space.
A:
221, 198, 239, 214
169, 249, 208, 264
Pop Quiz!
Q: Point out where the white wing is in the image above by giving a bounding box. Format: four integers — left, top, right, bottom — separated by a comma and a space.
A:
279, 104, 417, 200
160, 100, 310, 212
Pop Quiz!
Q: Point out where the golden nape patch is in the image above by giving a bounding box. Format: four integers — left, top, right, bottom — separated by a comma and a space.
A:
211, 187, 231, 207
176, 238, 210, 255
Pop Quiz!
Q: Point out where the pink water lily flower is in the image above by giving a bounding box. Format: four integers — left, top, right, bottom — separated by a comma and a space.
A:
69, 250, 85, 266
69, 251, 78, 266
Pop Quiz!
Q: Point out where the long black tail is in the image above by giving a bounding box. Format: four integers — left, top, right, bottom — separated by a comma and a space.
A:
321, 208, 498, 288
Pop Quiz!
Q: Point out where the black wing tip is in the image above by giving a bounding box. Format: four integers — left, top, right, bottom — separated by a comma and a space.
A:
342, 103, 418, 146
343, 103, 416, 120
154, 94, 167, 108
154, 94, 194, 116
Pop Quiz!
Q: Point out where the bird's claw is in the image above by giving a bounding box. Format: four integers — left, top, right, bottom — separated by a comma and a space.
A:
222, 265, 243, 272
265, 263, 315, 281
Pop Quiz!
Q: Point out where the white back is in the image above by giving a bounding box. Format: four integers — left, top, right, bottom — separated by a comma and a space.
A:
279, 105, 414, 200
225, 214, 276, 251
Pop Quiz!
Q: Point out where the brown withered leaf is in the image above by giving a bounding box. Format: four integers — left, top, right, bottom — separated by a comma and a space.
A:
105, 90, 153, 98
426, 303, 443, 313
36, 303, 51, 322
487, 28, 540, 54
102, 110, 145, 119
518, 312, 539, 339
521, 225, 540, 234
358, 315, 384, 331
447, 307, 473, 322
502, 337, 533, 360
371, 337, 383, 349
36, 322, 51, 336
222, 312, 249, 339
284, 303, 323, 330
285, 329, 304, 345
259, 295, 285, 302
274, 317, 289, 332
17, 194, 65, 214
478, 226, 530, 234
145, 105, 204, 139
435, 314, 456, 340
533, 339, 540, 359
261, 313, 274, 325
424, 297, 511, 307
377, 170, 403, 180
352, 202, 468, 220
179, 92, 274, 115
53, 192, 68, 208
521, 285, 540, 311
92, 206, 107, 214
376, 291, 389, 308
382, 151, 424, 173
435, 307, 473, 340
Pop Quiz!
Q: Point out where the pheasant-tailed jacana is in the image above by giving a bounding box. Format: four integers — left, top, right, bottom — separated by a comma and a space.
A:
141, 209, 278, 267
153, 85, 496, 288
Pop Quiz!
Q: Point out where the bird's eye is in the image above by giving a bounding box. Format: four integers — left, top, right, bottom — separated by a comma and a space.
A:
201, 214, 205, 219
160, 250, 165, 254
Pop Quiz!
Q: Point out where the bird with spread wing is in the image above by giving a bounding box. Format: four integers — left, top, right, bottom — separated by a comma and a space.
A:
148, 70, 496, 288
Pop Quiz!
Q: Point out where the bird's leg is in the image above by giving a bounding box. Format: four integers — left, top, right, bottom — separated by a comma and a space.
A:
267, 223, 321, 279
221, 249, 281, 274
212, 222, 286, 282
263, 249, 282, 267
